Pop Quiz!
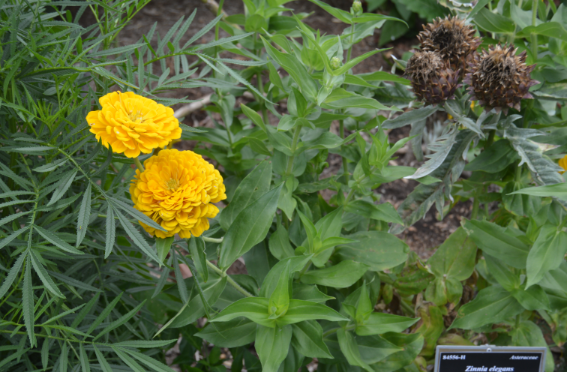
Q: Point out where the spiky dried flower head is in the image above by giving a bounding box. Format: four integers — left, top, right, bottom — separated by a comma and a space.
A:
130, 149, 226, 239
404, 50, 460, 105
418, 16, 481, 75
87, 91, 181, 158
464, 44, 539, 114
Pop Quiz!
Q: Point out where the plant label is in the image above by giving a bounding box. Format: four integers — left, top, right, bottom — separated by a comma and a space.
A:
435, 346, 547, 372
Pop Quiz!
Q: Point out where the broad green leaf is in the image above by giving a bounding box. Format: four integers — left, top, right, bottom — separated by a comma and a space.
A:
337, 329, 373, 372
464, 220, 529, 269
277, 299, 347, 325
511, 320, 555, 372
219, 185, 282, 269
345, 200, 403, 224
291, 320, 333, 359
520, 22, 567, 42
356, 313, 419, 336
255, 325, 293, 372
484, 255, 521, 292
301, 260, 368, 288
356, 334, 404, 365
465, 140, 518, 173
415, 304, 444, 357
260, 255, 312, 298
428, 227, 477, 281
358, 71, 410, 85
196, 318, 257, 348
450, 286, 524, 330
292, 283, 334, 303
268, 261, 291, 319
371, 332, 424, 372
76, 183, 91, 247
336, 231, 408, 271
512, 285, 550, 311
211, 297, 273, 327
526, 225, 567, 288
189, 237, 208, 282
241, 104, 267, 132
269, 224, 295, 260
473, 8, 515, 34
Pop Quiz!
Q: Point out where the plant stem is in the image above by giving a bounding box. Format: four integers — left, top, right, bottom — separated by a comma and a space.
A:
530, 0, 538, 59
339, 119, 349, 183
134, 158, 145, 172
471, 197, 480, 220
202, 237, 223, 244
205, 260, 254, 297
286, 125, 302, 175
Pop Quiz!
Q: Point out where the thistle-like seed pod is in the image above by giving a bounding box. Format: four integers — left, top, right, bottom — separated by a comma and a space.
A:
418, 16, 481, 76
464, 44, 539, 114
404, 51, 460, 106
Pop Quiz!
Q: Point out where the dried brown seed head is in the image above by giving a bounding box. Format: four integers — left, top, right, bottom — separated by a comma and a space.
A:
418, 16, 481, 76
404, 51, 460, 106
464, 44, 539, 114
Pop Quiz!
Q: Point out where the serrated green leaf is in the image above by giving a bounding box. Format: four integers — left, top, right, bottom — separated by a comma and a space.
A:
76, 183, 91, 247
30, 251, 64, 298
34, 225, 83, 255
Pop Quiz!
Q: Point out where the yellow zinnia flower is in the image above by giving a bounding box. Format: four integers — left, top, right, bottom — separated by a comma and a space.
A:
87, 91, 181, 158
559, 155, 567, 174
130, 149, 226, 239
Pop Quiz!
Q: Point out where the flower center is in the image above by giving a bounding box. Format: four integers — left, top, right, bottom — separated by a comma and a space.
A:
128, 110, 145, 122
166, 178, 180, 191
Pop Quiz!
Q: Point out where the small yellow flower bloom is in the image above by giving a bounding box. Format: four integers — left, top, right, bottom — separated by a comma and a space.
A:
87, 91, 181, 158
559, 155, 567, 174
130, 149, 227, 239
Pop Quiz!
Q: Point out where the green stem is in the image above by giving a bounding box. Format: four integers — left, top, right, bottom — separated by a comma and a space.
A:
486, 130, 496, 148
530, 0, 538, 59
471, 197, 480, 220
205, 260, 254, 297
202, 237, 223, 244
134, 158, 145, 172
339, 119, 348, 182
286, 126, 302, 175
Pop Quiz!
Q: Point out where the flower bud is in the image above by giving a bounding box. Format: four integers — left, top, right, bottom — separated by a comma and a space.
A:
330, 57, 342, 70
352, 1, 363, 16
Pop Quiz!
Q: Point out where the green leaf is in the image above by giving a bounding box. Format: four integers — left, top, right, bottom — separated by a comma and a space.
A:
117, 347, 177, 372
94, 345, 113, 372
428, 227, 477, 281
484, 255, 520, 292
336, 231, 408, 271
115, 209, 160, 263
520, 22, 567, 42
292, 283, 334, 303
308, 0, 354, 23
356, 312, 419, 336
34, 225, 83, 255
511, 182, 567, 201
112, 347, 146, 372
23, 255, 35, 346
382, 106, 438, 130
172, 249, 189, 303
110, 197, 166, 232
0, 252, 25, 298
0, 226, 30, 251
30, 251, 64, 298
76, 183, 91, 247
511, 320, 555, 372
156, 236, 174, 264
211, 297, 273, 327
301, 260, 368, 288
527, 225, 567, 288
196, 318, 257, 348
262, 36, 318, 100
104, 205, 115, 258
464, 220, 529, 269
93, 300, 146, 341
473, 7, 515, 34
219, 184, 282, 269
47, 170, 77, 206
337, 329, 373, 372
87, 293, 123, 335
79, 344, 90, 372
269, 261, 291, 319
260, 255, 312, 298
255, 325, 293, 372
269, 224, 295, 260
512, 285, 550, 311
291, 320, 333, 359
241, 103, 267, 132
220, 161, 272, 231
465, 140, 519, 173
278, 299, 347, 325
450, 286, 524, 330
359, 71, 410, 85
345, 200, 403, 224
189, 237, 208, 282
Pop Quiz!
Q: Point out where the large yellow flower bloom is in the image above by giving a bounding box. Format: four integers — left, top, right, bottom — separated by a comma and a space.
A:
130, 149, 226, 239
87, 91, 181, 158
559, 155, 567, 174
